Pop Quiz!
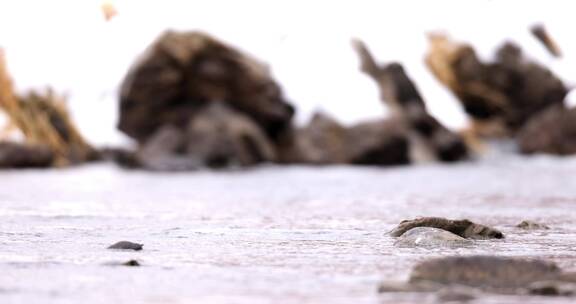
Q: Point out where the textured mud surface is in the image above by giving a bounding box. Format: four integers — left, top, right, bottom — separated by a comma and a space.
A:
1, 156, 576, 303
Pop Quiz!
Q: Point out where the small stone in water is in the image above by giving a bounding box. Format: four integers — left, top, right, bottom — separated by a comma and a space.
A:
107, 241, 143, 251
394, 227, 473, 247
122, 260, 141, 267
516, 220, 550, 230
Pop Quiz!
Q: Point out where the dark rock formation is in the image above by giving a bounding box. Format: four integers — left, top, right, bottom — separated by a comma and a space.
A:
116, 31, 297, 170
134, 103, 276, 171
0, 142, 54, 168
118, 31, 294, 144
280, 113, 410, 166
185, 102, 276, 167
281, 113, 349, 164
518, 106, 576, 155
389, 217, 504, 239
426, 34, 568, 138
379, 256, 576, 297
345, 119, 410, 165
107, 241, 143, 251
135, 125, 200, 171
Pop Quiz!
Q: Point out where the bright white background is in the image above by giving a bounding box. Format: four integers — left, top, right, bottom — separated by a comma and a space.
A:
0, 0, 574, 146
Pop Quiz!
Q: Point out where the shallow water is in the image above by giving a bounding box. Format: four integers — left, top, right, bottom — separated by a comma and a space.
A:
1, 156, 576, 303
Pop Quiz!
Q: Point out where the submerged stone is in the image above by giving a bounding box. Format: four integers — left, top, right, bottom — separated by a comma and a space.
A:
528, 281, 576, 296
122, 260, 141, 267
107, 241, 143, 251
394, 227, 473, 247
516, 220, 550, 230
104, 259, 141, 267
389, 217, 504, 239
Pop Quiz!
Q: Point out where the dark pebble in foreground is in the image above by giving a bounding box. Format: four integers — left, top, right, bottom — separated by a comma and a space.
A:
107, 241, 143, 251
122, 260, 141, 267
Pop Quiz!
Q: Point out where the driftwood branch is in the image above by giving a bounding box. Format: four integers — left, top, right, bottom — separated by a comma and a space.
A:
1, 51, 95, 166
352, 38, 428, 117
352, 38, 468, 162
531, 24, 562, 58
351, 39, 380, 77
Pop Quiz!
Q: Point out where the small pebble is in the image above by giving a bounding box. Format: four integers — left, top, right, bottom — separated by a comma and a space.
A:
516, 220, 550, 230
107, 241, 143, 251
122, 260, 141, 267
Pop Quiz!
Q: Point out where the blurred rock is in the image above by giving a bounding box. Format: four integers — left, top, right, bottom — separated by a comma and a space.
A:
345, 119, 410, 165
135, 125, 199, 171
529, 281, 576, 296
186, 102, 276, 167
0, 142, 54, 168
410, 256, 560, 290
353, 39, 468, 163
107, 241, 143, 251
282, 113, 348, 164
389, 217, 504, 239
134, 103, 276, 171
518, 106, 576, 155
122, 260, 141, 267
379, 256, 576, 297
426, 34, 568, 138
98, 147, 141, 169
118, 31, 294, 144
103, 259, 141, 267
435, 286, 477, 302
516, 220, 550, 230
281, 113, 410, 166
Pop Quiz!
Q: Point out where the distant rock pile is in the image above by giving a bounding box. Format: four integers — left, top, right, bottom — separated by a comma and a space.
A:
117, 31, 294, 170
118, 31, 470, 171
4, 26, 573, 171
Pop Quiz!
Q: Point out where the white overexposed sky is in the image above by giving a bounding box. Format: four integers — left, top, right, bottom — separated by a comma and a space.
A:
0, 0, 575, 146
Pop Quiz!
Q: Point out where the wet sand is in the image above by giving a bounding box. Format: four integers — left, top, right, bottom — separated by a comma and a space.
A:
1, 156, 576, 303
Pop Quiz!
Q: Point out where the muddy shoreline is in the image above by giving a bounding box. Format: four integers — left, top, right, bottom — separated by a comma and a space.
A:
1, 158, 576, 303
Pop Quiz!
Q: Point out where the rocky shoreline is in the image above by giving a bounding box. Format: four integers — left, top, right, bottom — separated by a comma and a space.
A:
2, 25, 575, 170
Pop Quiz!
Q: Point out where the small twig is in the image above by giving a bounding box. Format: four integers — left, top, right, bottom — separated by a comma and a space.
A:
531, 24, 562, 58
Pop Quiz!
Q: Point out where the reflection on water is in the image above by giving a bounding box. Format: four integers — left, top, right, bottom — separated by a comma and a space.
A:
1, 156, 576, 303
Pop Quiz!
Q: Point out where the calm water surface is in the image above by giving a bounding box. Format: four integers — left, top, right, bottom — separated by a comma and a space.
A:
1, 156, 576, 303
